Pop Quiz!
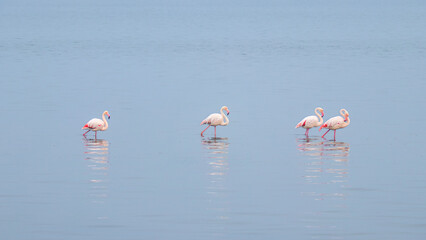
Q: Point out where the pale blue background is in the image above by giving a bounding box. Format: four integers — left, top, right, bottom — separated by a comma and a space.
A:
1, 0, 426, 239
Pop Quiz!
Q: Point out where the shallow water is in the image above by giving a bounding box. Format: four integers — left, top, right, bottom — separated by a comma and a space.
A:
1, 0, 426, 239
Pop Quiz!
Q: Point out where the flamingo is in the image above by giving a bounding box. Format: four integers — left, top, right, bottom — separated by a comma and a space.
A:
319, 109, 350, 140
295, 107, 325, 137
200, 106, 230, 137
82, 111, 110, 139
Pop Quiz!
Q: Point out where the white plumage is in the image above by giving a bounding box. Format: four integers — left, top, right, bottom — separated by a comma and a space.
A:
322, 116, 346, 130
84, 118, 106, 131
82, 111, 110, 139
319, 109, 350, 140
201, 113, 224, 126
295, 107, 324, 137
200, 106, 230, 137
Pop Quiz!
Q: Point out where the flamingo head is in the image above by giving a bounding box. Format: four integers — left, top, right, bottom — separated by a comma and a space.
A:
222, 106, 230, 115
342, 109, 349, 121
319, 108, 324, 117
345, 112, 349, 122
319, 124, 327, 131
104, 111, 111, 119
340, 109, 349, 121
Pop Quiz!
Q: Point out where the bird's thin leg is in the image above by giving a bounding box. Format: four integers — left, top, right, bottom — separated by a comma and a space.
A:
322, 129, 330, 138
305, 129, 309, 137
83, 130, 90, 136
214, 126, 217, 138
334, 130, 336, 141
95, 131, 97, 139
201, 125, 210, 137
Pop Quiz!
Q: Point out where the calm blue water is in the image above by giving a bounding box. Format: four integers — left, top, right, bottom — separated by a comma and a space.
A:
1, 0, 426, 239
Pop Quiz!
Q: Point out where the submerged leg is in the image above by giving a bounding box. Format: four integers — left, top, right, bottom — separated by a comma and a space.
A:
322, 129, 330, 138
201, 125, 210, 137
83, 130, 90, 136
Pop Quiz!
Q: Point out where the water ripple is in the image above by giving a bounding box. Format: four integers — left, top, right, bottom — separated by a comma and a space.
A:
296, 136, 350, 237
201, 137, 230, 233
83, 138, 110, 223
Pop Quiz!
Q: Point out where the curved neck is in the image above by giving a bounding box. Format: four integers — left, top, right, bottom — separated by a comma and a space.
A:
340, 109, 349, 123
220, 108, 229, 126
343, 117, 350, 127
102, 112, 109, 130
314, 108, 323, 126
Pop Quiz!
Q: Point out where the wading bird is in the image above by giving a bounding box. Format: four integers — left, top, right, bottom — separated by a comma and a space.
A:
200, 106, 230, 137
319, 109, 350, 140
295, 107, 325, 137
82, 111, 110, 139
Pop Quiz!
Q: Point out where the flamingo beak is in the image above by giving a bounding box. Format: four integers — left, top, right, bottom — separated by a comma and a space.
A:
108, 114, 111, 119
321, 112, 324, 117
226, 110, 230, 115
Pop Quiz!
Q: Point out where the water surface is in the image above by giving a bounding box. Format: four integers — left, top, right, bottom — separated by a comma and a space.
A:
1, 0, 426, 239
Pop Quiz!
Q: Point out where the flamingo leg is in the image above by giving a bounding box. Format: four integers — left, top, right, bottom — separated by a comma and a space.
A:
95, 131, 97, 139
334, 130, 336, 141
322, 129, 330, 138
214, 126, 217, 137
83, 130, 90, 136
201, 125, 210, 137
305, 129, 309, 137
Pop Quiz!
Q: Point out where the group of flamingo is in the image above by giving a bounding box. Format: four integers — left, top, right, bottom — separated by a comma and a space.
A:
295, 107, 350, 140
82, 106, 350, 140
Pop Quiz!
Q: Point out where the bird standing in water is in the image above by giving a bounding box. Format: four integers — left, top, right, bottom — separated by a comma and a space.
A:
295, 107, 325, 137
82, 111, 110, 139
200, 106, 230, 137
319, 109, 350, 140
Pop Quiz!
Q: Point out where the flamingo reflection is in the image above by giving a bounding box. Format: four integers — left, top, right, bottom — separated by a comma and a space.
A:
296, 137, 350, 200
296, 137, 350, 234
201, 137, 230, 231
83, 138, 110, 213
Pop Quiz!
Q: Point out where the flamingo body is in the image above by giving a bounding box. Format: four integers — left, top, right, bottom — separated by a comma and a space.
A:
82, 111, 110, 138
201, 106, 230, 137
320, 116, 346, 130
295, 107, 324, 137
82, 118, 106, 131
201, 113, 225, 126
319, 109, 350, 140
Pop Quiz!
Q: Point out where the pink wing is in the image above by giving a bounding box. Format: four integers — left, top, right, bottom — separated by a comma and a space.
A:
321, 116, 345, 130
200, 113, 223, 126
82, 118, 104, 130
295, 116, 318, 128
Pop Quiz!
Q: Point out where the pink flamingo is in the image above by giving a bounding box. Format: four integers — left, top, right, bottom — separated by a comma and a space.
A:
82, 111, 110, 139
295, 107, 324, 137
200, 106, 230, 137
319, 109, 350, 140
